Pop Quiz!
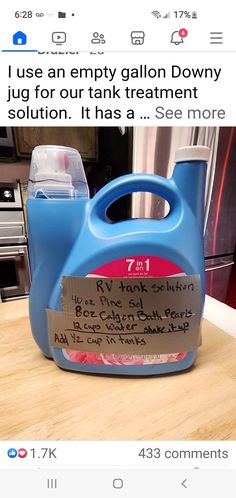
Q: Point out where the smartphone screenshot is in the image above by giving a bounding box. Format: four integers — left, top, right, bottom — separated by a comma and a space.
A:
0, 1, 235, 497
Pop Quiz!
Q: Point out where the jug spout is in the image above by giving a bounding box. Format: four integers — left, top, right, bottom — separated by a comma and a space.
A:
172, 146, 210, 231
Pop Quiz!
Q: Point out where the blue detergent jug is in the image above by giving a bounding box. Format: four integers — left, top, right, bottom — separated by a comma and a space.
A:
28, 145, 209, 375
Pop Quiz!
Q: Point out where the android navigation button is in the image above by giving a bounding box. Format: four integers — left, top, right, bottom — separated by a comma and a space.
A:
181, 478, 188, 488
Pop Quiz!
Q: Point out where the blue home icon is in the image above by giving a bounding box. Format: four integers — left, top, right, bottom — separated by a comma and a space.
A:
13, 31, 27, 45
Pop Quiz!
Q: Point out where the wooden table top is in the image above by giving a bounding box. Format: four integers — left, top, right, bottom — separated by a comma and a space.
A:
0, 298, 235, 440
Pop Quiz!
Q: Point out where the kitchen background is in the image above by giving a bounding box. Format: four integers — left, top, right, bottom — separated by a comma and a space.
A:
0, 126, 235, 307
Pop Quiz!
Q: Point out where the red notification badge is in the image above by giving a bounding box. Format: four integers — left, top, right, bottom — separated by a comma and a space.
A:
179, 28, 188, 38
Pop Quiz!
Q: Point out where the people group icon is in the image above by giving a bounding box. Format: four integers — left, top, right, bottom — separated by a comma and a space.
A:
91, 32, 106, 44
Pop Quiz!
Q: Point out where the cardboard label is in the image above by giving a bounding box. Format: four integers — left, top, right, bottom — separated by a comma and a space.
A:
47, 275, 202, 355
47, 309, 201, 354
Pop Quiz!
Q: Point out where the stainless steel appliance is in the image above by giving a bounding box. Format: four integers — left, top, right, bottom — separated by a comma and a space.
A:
0, 127, 16, 161
203, 128, 236, 301
0, 182, 30, 301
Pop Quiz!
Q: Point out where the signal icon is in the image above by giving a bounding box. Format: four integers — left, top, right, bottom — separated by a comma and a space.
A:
163, 12, 170, 19
151, 11, 161, 19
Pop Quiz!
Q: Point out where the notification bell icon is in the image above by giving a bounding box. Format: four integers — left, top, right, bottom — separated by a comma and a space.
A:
170, 31, 184, 45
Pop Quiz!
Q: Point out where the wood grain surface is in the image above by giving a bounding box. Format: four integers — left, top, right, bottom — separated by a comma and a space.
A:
0, 298, 235, 440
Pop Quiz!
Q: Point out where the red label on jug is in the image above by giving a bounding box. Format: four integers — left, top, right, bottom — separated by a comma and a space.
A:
88, 256, 183, 278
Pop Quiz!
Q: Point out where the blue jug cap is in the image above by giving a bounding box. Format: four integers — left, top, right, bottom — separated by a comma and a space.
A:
175, 146, 210, 163
28, 145, 89, 199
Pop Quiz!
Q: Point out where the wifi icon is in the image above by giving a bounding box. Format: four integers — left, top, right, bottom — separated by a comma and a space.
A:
151, 11, 161, 19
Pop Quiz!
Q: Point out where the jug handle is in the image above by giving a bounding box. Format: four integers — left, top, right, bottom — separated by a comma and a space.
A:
89, 173, 182, 222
